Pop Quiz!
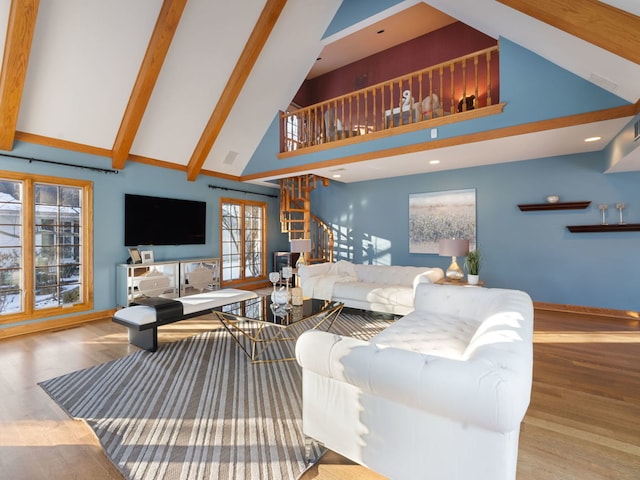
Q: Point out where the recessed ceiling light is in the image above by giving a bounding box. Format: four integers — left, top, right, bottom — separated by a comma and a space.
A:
584, 136, 602, 142
429, 159, 440, 165
332, 174, 342, 178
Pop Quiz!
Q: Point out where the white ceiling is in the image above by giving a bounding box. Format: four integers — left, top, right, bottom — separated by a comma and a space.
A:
0, 0, 638, 185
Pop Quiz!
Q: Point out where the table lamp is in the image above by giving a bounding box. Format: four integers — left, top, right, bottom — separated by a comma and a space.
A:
290, 238, 312, 268
438, 238, 469, 280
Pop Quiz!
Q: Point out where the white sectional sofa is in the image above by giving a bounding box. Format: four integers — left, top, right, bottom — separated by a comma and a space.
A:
295, 282, 534, 480
297, 260, 444, 315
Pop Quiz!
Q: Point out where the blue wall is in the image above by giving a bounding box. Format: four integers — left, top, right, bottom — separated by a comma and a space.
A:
1, 142, 288, 328
310, 151, 640, 312
323, 0, 404, 38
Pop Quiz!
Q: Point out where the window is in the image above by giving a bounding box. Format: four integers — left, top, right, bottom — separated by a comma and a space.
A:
0, 171, 93, 322
285, 113, 300, 151
220, 198, 266, 284
284, 103, 301, 151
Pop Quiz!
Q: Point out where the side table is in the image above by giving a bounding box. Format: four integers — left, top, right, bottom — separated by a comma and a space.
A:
435, 278, 485, 287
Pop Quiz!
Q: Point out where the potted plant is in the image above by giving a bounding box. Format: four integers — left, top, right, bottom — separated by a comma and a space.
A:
465, 249, 482, 285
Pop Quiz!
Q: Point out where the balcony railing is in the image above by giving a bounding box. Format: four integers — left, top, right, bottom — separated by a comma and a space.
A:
281, 46, 499, 153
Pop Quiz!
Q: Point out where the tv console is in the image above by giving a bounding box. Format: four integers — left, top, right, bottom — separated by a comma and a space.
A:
116, 257, 220, 307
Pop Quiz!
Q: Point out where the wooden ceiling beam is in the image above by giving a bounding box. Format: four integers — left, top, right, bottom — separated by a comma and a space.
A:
186, 0, 288, 181
111, 0, 188, 170
497, 0, 640, 65
0, 0, 39, 152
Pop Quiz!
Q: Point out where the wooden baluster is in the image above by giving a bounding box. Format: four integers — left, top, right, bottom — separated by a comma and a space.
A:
461, 60, 467, 111
418, 73, 424, 120
335, 100, 340, 140
340, 97, 346, 139
398, 79, 404, 125
373, 89, 377, 131
348, 95, 352, 135
449, 64, 455, 114
313, 107, 318, 146
364, 91, 368, 134
439, 66, 444, 117
356, 93, 360, 135
299, 109, 304, 148
410, 75, 416, 123
380, 85, 387, 128
427, 70, 434, 119
474, 56, 479, 108
486, 50, 492, 106
281, 111, 286, 152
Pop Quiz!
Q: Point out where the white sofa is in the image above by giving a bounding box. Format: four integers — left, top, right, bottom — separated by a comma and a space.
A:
295, 283, 534, 480
297, 260, 444, 315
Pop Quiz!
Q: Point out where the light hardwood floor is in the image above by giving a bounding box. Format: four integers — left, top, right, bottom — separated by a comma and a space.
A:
0, 309, 638, 479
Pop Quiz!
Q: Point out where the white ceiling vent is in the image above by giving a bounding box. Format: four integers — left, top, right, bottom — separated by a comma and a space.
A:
223, 151, 238, 165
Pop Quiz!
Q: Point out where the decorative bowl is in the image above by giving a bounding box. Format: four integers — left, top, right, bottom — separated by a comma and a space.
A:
546, 195, 560, 204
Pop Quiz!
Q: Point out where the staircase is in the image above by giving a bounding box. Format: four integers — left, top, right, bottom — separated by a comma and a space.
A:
279, 175, 334, 264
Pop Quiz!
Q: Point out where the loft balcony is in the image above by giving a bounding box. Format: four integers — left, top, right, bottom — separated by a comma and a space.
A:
280, 46, 501, 155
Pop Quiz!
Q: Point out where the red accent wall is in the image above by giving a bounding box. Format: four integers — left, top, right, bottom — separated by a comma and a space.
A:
294, 22, 498, 107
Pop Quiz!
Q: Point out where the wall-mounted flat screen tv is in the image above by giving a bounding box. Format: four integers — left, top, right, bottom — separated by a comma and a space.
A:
124, 194, 206, 246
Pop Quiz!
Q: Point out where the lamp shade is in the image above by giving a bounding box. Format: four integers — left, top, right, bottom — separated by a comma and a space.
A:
438, 239, 469, 257
290, 238, 311, 253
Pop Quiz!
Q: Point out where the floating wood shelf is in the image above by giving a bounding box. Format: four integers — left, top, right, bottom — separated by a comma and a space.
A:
518, 201, 591, 211
566, 224, 640, 233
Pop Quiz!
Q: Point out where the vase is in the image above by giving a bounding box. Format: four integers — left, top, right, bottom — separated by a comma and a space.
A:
467, 274, 480, 285
271, 288, 291, 305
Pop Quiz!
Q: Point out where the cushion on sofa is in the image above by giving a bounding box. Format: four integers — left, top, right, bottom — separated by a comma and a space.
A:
355, 264, 434, 286
333, 282, 413, 307
371, 313, 479, 360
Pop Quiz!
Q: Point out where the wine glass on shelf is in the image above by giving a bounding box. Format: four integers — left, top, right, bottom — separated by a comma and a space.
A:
599, 204, 608, 225
616, 203, 625, 224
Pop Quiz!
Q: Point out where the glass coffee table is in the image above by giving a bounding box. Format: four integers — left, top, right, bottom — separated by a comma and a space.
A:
213, 295, 343, 363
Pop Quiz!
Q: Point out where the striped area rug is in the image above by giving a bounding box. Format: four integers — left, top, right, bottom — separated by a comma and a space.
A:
39, 310, 395, 480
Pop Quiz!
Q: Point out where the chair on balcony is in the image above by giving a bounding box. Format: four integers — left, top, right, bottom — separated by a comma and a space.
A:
422, 93, 440, 119
324, 108, 346, 141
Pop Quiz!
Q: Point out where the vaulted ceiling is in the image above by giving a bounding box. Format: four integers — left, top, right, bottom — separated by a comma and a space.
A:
1, 0, 639, 184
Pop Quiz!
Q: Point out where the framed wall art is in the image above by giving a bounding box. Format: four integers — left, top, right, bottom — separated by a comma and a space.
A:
140, 250, 154, 263
127, 247, 142, 264
409, 188, 476, 254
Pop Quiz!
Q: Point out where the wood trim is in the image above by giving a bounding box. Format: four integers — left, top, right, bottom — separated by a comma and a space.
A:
0, 308, 116, 340
15, 131, 113, 157
277, 104, 506, 160
112, 0, 188, 170
128, 153, 242, 181
185, 0, 288, 181
534, 301, 640, 322
497, 0, 640, 65
11, 132, 244, 181
244, 103, 635, 182
0, 0, 39, 151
